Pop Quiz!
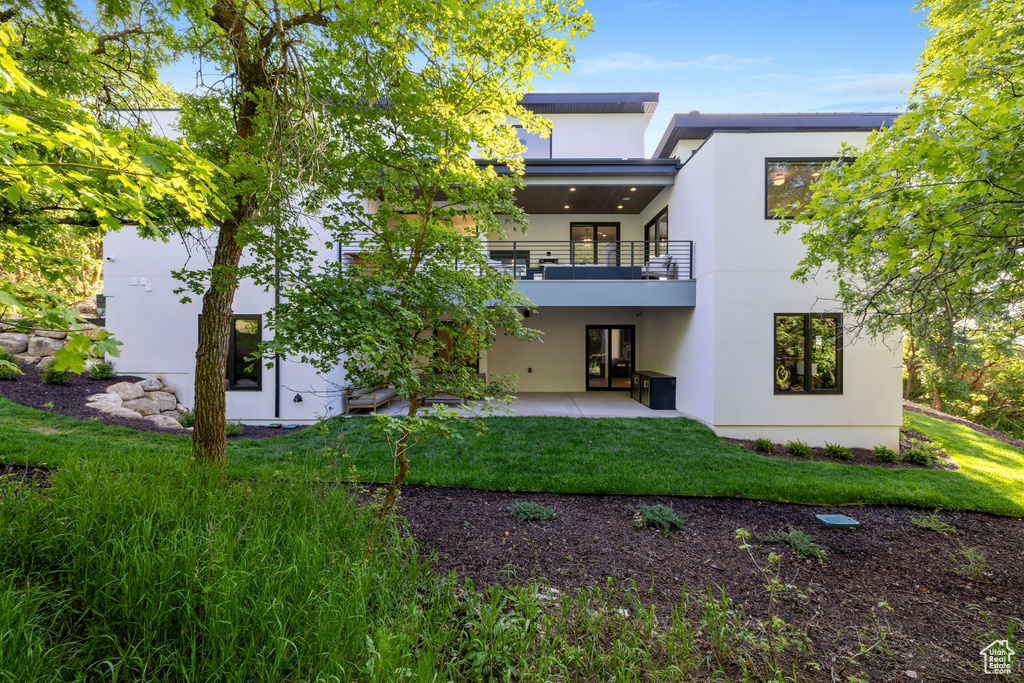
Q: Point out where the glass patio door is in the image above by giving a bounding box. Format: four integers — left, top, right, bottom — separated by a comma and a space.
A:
571, 223, 619, 265
586, 325, 635, 390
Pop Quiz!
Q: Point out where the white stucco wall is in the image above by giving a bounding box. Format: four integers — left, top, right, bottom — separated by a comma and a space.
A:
498, 213, 643, 245
103, 227, 345, 424
547, 114, 646, 159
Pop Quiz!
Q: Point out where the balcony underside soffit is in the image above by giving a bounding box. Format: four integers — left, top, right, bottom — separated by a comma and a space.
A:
511, 184, 665, 215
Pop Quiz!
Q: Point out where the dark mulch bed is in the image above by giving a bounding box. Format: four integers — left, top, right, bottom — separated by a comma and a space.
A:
725, 432, 959, 471
0, 364, 301, 439
905, 400, 1024, 452
0, 463, 52, 489
400, 486, 1023, 681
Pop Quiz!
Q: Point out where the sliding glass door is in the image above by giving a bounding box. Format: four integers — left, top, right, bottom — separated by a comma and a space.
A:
570, 223, 619, 265
586, 325, 635, 390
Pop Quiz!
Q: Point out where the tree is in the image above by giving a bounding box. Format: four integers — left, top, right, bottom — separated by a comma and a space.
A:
0, 18, 221, 373
258, 0, 591, 532
784, 0, 1024, 363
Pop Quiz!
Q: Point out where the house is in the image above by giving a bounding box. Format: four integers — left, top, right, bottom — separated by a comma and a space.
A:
103, 94, 904, 448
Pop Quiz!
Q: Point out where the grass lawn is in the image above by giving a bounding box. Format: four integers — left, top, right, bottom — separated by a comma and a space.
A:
2, 397, 1022, 515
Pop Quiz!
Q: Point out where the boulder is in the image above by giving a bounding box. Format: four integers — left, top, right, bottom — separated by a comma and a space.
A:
161, 384, 176, 396
138, 377, 163, 392
28, 336, 64, 357
145, 414, 184, 430
161, 409, 181, 419
0, 333, 29, 354
106, 381, 145, 401
78, 324, 103, 340
15, 354, 41, 365
87, 393, 123, 407
123, 396, 161, 416
91, 404, 146, 419
35, 329, 68, 340
150, 391, 177, 412
176, 403, 188, 413
37, 356, 56, 369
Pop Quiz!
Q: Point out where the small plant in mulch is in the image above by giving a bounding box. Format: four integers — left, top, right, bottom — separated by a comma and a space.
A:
948, 545, 987, 580
225, 421, 243, 437
177, 411, 195, 428
824, 442, 852, 461
757, 526, 826, 563
784, 440, 811, 457
873, 445, 898, 463
88, 361, 117, 380
0, 351, 22, 379
40, 365, 69, 385
753, 437, 775, 453
902, 438, 943, 467
910, 513, 956, 535
508, 501, 559, 524
630, 503, 689, 536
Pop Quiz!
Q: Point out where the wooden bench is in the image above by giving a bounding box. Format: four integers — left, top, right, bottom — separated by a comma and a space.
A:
344, 386, 398, 414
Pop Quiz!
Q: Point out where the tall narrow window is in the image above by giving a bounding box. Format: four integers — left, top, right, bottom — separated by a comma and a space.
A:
774, 313, 841, 394
198, 315, 263, 391
765, 159, 831, 219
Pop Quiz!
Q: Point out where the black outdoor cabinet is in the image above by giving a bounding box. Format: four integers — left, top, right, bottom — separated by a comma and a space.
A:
632, 371, 676, 410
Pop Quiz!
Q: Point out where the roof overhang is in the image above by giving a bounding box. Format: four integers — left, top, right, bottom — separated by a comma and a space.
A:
520, 93, 660, 130
653, 112, 899, 159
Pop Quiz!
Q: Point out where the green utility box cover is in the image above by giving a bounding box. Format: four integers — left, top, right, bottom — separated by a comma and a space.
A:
284, 424, 298, 430
267, 423, 282, 429
816, 514, 860, 529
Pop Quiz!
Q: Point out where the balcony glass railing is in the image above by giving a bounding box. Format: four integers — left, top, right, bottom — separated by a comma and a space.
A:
483, 240, 693, 281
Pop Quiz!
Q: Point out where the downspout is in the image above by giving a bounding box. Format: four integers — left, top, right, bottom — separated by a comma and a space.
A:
274, 246, 281, 419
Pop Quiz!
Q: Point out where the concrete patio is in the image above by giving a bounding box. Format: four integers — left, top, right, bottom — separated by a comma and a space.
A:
366, 392, 685, 418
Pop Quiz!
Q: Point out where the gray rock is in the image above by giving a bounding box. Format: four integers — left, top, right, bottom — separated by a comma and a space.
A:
106, 381, 145, 401
88, 402, 143, 419
161, 409, 182, 419
35, 329, 68, 340
28, 336, 64, 357
161, 384, 176, 396
144, 414, 184, 430
0, 333, 29, 354
15, 354, 41, 365
176, 403, 188, 412
77, 324, 102, 340
37, 356, 56, 369
138, 377, 163, 392
123, 396, 161, 416
151, 391, 177, 411
87, 393, 123, 407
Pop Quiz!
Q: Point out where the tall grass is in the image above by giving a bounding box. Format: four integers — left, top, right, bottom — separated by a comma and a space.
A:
0, 457, 470, 681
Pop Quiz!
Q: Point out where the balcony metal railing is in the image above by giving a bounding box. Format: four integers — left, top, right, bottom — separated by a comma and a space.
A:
483, 240, 693, 281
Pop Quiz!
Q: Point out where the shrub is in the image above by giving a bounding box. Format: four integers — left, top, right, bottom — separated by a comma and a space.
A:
824, 442, 852, 461
177, 411, 195, 428
873, 445, 898, 463
225, 421, 243, 437
759, 527, 826, 563
0, 351, 20, 380
39, 365, 68, 386
630, 503, 689, 536
508, 501, 559, 524
902, 439, 943, 467
87, 361, 116, 380
784, 440, 811, 457
910, 513, 956, 534
753, 437, 775, 453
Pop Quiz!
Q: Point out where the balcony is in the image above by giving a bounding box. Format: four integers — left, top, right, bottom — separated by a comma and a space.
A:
484, 240, 696, 307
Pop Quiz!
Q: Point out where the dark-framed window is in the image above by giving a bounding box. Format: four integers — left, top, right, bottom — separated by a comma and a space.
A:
644, 207, 668, 260
198, 314, 263, 391
774, 313, 842, 394
570, 222, 619, 264
765, 158, 844, 219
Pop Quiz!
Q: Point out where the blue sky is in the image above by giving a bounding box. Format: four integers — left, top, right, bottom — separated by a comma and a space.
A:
159, 0, 930, 156
536, 0, 930, 154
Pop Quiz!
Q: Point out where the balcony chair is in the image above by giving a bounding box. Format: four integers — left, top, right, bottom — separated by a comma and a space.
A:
641, 254, 677, 280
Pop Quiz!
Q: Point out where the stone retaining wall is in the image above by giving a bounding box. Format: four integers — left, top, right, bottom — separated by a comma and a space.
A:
89, 377, 188, 429
0, 324, 104, 367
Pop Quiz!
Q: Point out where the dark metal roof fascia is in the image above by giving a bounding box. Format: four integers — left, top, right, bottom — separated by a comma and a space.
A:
652, 112, 899, 159
481, 158, 682, 176
520, 93, 660, 129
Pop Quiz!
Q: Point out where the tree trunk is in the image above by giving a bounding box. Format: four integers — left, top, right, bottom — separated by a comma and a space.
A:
191, 217, 245, 473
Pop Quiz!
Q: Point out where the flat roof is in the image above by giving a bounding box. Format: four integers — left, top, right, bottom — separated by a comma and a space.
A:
520, 93, 660, 129
653, 112, 898, 158
483, 158, 682, 177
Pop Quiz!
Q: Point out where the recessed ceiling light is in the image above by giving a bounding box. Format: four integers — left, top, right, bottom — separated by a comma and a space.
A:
564, 205, 570, 209
569, 187, 576, 191
630, 187, 637, 192
617, 205, 623, 209
622, 197, 630, 201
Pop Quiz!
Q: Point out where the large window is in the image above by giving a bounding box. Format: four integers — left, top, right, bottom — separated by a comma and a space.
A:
774, 313, 842, 394
199, 315, 263, 391
765, 159, 831, 219
570, 222, 619, 264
